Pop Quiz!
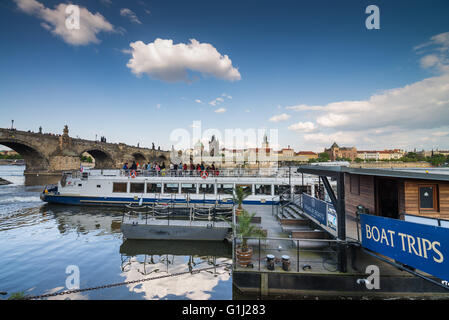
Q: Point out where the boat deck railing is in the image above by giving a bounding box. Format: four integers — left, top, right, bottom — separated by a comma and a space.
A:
67, 168, 315, 179
233, 236, 341, 273
122, 202, 233, 227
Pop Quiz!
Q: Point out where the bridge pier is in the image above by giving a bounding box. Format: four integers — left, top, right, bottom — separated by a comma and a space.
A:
24, 171, 63, 186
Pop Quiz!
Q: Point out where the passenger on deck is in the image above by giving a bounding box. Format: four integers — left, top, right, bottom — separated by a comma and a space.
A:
122, 163, 129, 171
130, 161, 137, 170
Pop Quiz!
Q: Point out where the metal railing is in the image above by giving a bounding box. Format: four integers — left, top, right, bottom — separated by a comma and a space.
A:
233, 236, 340, 273
69, 168, 316, 179
122, 202, 233, 227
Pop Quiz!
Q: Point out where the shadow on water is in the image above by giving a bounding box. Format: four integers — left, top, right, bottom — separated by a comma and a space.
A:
120, 239, 232, 258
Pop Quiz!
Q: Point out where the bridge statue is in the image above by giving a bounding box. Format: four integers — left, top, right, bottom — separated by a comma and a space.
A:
0, 126, 170, 185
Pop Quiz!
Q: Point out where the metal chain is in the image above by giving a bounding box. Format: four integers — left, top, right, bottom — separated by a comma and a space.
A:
24, 263, 232, 300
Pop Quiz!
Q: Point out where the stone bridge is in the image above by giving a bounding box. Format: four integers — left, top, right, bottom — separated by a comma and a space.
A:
0, 126, 170, 184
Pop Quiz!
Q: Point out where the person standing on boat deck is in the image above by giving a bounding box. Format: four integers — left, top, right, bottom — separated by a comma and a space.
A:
130, 161, 137, 171
178, 162, 183, 176
172, 163, 177, 176
155, 163, 160, 176
160, 162, 166, 176
122, 163, 129, 173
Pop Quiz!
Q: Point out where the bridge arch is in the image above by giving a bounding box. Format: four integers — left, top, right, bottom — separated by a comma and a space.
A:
0, 139, 49, 171
132, 152, 147, 164
81, 148, 114, 169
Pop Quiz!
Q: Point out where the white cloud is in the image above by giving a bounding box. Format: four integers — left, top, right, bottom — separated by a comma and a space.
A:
209, 97, 224, 106
288, 121, 316, 132
195, 99, 202, 104
303, 131, 357, 145
100, 0, 112, 6
285, 104, 325, 111
210, 94, 232, 106
269, 113, 291, 123
214, 108, 226, 113
432, 131, 449, 137
286, 31, 449, 150
125, 38, 241, 82
14, 0, 115, 46
311, 73, 449, 131
120, 8, 141, 24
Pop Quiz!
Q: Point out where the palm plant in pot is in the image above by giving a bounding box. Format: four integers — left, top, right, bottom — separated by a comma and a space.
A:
233, 185, 251, 215
234, 209, 266, 267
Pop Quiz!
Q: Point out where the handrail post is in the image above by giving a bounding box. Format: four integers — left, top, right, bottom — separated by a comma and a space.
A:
297, 239, 299, 272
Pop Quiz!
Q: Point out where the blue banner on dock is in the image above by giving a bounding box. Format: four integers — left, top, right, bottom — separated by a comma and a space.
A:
301, 194, 328, 226
360, 214, 449, 281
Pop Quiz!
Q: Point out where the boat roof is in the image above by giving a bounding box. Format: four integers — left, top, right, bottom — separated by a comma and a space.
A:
296, 165, 449, 182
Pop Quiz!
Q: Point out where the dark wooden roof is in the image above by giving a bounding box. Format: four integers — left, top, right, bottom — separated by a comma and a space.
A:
296, 165, 449, 182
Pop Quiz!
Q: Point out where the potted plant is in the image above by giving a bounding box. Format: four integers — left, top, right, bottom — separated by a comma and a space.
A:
233, 209, 266, 267
233, 185, 251, 215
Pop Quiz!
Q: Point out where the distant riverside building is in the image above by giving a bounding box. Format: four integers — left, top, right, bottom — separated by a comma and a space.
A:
0, 150, 19, 156
417, 149, 449, 158
324, 142, 358, 161
295, 151, 318, 162
170, 136, 317, 167
357, 149, 405, 161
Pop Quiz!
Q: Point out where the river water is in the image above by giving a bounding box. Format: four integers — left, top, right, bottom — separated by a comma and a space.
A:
0, 165, 232, 300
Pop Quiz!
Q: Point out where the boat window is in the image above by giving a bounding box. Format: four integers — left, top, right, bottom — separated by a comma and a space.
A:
294, 185, 311, 195
217, 184, 233, 194
255, 184, 271, 195
146, 183, 161, 193
199, 184, 214, 194
236, 184, 252, 194
112, 182, 127, 193
130, 183, 145, 193
164, 183, 179, 193
419, 184, 438, 211
181, 183, 197, 194
274, 185, 290, 195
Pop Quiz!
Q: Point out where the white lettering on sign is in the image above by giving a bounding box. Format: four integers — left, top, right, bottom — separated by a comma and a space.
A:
365, 224, 444, 263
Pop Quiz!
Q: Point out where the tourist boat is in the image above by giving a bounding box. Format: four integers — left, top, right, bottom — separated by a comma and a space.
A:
40, 168, 325, 207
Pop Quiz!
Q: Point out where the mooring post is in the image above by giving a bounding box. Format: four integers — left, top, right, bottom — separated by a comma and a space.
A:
260, 273, 268, 296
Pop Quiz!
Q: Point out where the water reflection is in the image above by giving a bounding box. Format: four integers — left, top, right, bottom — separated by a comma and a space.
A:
0, 202, 232, 299
119, 240, 232, 300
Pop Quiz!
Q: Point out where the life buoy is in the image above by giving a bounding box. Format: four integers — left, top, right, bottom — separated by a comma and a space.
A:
201, 170, 209, 179
130, 170, 137, 178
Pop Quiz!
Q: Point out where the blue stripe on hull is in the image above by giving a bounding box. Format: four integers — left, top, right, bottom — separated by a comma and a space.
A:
42, 195, 278, 206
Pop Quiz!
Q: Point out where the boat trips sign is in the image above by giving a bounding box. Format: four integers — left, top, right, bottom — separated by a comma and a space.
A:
360, 214, 449, 281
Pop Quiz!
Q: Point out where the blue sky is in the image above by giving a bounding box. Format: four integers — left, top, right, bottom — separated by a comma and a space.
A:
1, 0, 449, 152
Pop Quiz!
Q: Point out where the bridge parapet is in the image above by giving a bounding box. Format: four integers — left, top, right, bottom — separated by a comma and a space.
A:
0, 127, 170, 184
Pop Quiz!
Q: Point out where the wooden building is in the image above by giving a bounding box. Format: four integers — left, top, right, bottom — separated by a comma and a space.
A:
344, 168, 449, 221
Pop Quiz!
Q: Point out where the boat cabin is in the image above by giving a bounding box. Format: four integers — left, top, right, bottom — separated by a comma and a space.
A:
343, 168, 449, 222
